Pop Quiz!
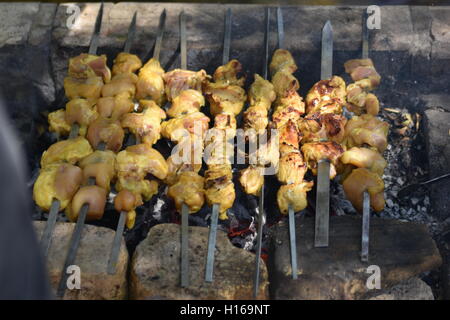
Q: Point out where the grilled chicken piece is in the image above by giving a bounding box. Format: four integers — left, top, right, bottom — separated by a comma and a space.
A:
278, 120, 301, 153
305, 76, 346, 114
340, 147, 387, 176
167, 89, 205, 118
33, 163, 83, 211
248, 74, 276, 110
112, 52, 143, 76
344, 58, 381, 89
239, 166, 264, 196
48, 109, 71, 137
136, 58, 166, 105
115, 177, 159, 202
301, 141, 344, 179
101, 73, 138, 98
243, 105, 268, 135
168, 171, 205, 213
68, 53, 111, 83
65, 98, 98, 135
277, 181, 313, 214
41, 137, 93, 167
346, 81, 380, 116
271, 92, 305, 128
248, 135, 280, 168
269, 49, 298, 76
116, 143, 168, 181
204, 138, 234, 166
121, 100, 166, 146
165, 136, 203, 185
161, 111, 210, 143
163, 69, 209, 101
212, 59, 245, 86
344, 114, 389, 153
298, 112, 347, 144
64, 76, 103, 102
87, 117, 124, 152
272, 70, 300, 103
66, 185, 107, 222
277, 151, 307, 184
343, 167, 385, 212
213, 113, 237, 134
97, 93, 135, 120
78, 150, 116, 191
205, 82, 247, 117
204, 164, 235, 219
114, 189, 143, 229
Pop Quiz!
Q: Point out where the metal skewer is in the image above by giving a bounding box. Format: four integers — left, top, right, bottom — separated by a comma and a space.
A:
153, 9, 166, 61
178, 10, 190, 287
57, 142, 106, 298
205, 8, 233, 283
314, 21, 333, 248
361, 9, 370, 262
40, 3, 104, 258
106, 11, 141, 275
253, 6, 270, 298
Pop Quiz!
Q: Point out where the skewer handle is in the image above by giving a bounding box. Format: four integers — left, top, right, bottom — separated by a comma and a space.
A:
107, 210, 127, 274
180, 203, 189, 287
205, 204, 220, 282
288, 204, 298, 280
40, 199, 60, 257
361, 191, 370, 262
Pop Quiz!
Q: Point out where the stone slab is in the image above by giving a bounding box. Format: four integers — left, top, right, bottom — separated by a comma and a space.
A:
268, 216, 442, 300
34, 221, 128, 300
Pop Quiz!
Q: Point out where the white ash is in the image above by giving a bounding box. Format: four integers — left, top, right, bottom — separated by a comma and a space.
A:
152, 198, 165, 221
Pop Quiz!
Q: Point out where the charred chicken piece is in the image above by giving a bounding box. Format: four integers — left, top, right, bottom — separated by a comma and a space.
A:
340, 147, 387, 176
204, 164, 235, 219
87, 117, 125, 152
301, 141, 344, 179
277, 151, 307, 184
298, 112, 347, 144
269, 49, 298, 76
64, 76, 103, 102
343, 167, 385, 212
66, 185, 107, 222
277, 181, 313, 214
168, 171, 205, 213
344, 58, 381, 89
68, 53, 111, 83
243, 106, 268, 135
121, 100, 166, 146
112, 52, 143, 76
271, 92, 305, 128
163, 69, 209, 101
278, 120, 301, 154
33, 163, 83, 211
239, 166, 264, 196
167, 89, 205, 118
305, 76, 346, 115
212, 59, 245, 86
78, 150, 116, 191
65, 98, 98, 135
344, 113, 389, 153
116, 143, 168, 181
101, 73, 138, 98
48, 109, 71, 137
272, 70, 300, 104
204, 82, 247, 117
161, 111, 210, 143
40, 137, 93, 168
136, 58, 166, 105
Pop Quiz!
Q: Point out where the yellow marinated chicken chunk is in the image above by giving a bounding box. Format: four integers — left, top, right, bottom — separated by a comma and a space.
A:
166, 89, 205, 118
115, 176, 159, 202
161, 111, 210, 143
78, 150, 116, 191
33, 163, 82, 211
301, 141, 344, 179
248, 74, 276, 111
68, 53, 111, 82
344, 113, 389, 153
277, 181, 313, 214
163, 69, 209, 101
121, 100, 166, 146
65, 98, 98, 135
112, 52, 143, 76
340, 147, 387, 176
101, 73, 138, 98
64, 76, 103, 102
269, 49, 298, 76
305, 76, 347, 115
40, 137, 93, 168
48, 109, 71, 137
136, 58, 166, 105
168, 171, 205, 213
239, 166, 264, 196
212, 59, 245, 86
205, 82, 247, 117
